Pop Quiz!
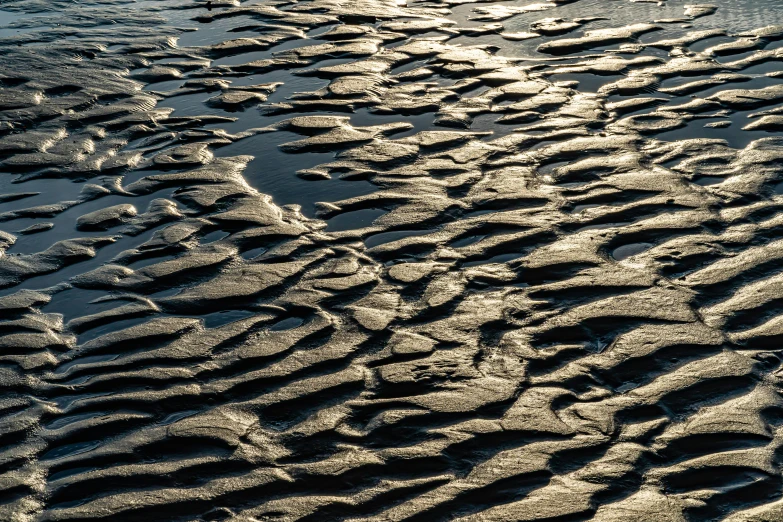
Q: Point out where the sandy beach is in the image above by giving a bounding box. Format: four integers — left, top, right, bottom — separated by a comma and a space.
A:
1, 0, 783, 520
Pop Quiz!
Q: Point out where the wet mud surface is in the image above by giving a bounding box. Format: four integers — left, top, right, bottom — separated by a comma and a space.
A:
3, 0, 783, 520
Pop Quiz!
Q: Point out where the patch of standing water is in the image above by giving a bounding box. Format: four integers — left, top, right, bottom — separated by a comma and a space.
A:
0, 9, 46, 37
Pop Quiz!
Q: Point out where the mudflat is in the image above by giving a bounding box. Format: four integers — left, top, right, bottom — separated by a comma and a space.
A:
1, 0, 783, 520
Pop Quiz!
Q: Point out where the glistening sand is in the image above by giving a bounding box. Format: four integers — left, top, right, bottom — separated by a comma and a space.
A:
1, 0, 783, 520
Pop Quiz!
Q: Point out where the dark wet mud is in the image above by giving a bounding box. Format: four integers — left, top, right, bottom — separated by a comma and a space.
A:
2, 0, 783, 520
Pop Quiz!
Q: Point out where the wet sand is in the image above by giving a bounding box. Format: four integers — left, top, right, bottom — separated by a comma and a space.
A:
2, 0, 783, 520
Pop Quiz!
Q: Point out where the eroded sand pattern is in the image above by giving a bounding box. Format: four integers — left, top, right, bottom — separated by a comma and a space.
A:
2, 0, 783, 520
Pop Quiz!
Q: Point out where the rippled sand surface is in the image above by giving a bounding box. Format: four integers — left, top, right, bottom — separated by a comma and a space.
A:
3, 0, 783, 520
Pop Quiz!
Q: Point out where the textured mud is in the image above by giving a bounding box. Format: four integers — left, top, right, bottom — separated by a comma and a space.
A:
3, 0, 783, 520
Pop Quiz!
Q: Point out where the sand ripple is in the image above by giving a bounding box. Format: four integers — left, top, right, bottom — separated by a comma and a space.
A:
1, 0, 783, 520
